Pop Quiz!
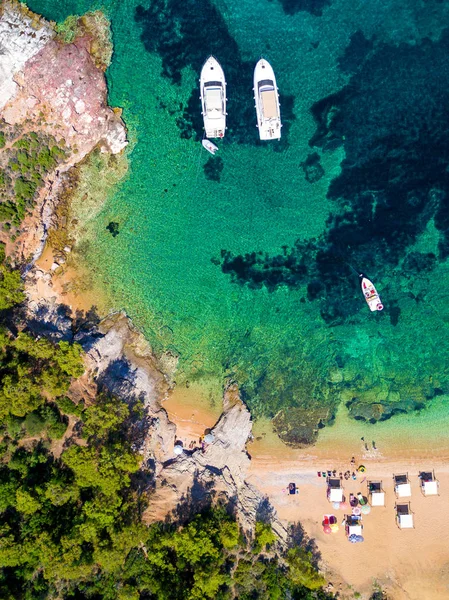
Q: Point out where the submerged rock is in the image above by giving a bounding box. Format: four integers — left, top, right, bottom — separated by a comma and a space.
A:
346, 396, 425, 423
272, 405, 334, 447
300, 152, 325, 183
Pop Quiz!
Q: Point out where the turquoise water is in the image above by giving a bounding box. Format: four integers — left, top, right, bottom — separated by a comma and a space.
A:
27, 0, 449, 441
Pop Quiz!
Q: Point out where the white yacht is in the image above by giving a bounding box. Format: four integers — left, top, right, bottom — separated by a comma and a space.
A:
200, 56, 227, 139
253, 59, 281, 140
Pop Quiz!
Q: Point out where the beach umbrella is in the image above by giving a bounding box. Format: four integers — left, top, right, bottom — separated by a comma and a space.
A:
352, 507, 362, 516
348, 534, 358, 543
332, 501, 340, 510
361, 504, 371, 514
357, 465, 366, 472
204, 433, 215, 443
330, 524, 339, 533
356, 535, 364, 543
323, 525, 332, 534
173, 444, 184, 456
339, 501, 349, 510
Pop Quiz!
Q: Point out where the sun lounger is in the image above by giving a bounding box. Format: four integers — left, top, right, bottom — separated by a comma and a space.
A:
419, 471, 439, 496
327, 477, 344, 502
368, 481, 385, 507
394, 473, 411, 498
345, 514, 363, 538
396, 502, 414, 529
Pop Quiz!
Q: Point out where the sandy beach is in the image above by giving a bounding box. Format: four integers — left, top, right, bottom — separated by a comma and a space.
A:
249, 404, 449, 599
165, 385, 449, 599
248, 452, 449, 599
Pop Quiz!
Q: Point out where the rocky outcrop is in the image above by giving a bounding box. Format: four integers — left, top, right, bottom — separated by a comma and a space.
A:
145, 384, 288, 542
24, 275, 176, 464
0, 3, 128, 263
73, 312, 175, 464
2, 36, 127, 158
0, 1, 54, 110
25, 267, 286, 538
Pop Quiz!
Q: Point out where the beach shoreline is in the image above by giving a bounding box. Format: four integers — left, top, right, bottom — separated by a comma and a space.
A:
164, 391, 449, 599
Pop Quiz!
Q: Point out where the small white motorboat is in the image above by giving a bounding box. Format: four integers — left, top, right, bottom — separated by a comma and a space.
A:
253, 58, 282, 141
202, 139, 218, 155
360, 274, 383, 311
200, 56, 227, 139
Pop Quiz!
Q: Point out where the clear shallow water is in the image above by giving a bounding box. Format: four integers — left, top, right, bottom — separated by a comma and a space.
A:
27, 0, 449, 442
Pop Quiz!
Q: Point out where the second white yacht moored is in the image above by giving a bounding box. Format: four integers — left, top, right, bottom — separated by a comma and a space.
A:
200, 56, 227, 139
253, 58, 281, 141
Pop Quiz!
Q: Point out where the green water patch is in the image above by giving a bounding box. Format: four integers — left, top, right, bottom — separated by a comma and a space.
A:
24, 0, 449, 444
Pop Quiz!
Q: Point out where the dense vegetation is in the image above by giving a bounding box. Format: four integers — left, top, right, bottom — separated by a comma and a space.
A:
0, 125, 66, 230
0, 246, 333, 599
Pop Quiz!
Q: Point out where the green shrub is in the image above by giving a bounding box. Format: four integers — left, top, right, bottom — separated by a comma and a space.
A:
5, 414, 24, 439
254, 522, 276, 552
286, 548, 326, 590
37, 148, 56, 171
14, 177, 36, 202
24, 411, 46, 437
13, 137, 30, 151
0, 265, 25, 309
40, 404, 68, 439
56, 396, 84, 417
48, 420, 67, 439
0, 132, 5, 149
55, 15, 80, 43
0, 204, 17, 223
16, 151, 30, 166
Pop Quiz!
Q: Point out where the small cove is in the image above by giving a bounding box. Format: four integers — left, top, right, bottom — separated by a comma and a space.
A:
26, 0, 449, 445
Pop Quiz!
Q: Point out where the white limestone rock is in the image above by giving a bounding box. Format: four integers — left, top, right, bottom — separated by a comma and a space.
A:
0, 2, 54, 110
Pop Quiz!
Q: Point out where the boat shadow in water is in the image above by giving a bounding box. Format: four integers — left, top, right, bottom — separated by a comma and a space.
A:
135, 0, 295, 146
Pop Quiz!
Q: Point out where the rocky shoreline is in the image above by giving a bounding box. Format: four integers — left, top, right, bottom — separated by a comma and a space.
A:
0, 0, 286, 540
